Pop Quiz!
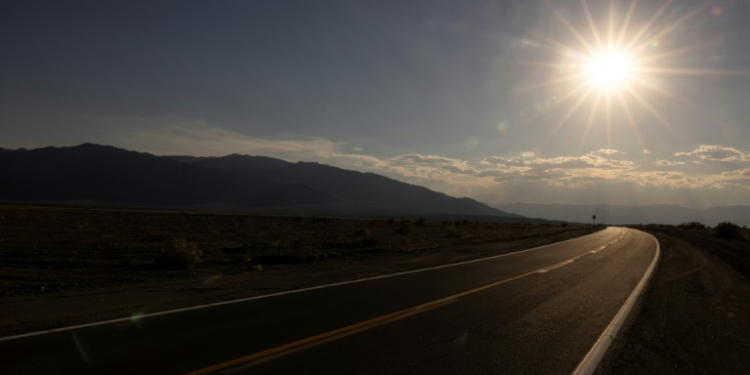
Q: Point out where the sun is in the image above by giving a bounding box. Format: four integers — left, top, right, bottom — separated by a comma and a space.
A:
583, 48, 637, 91
512, 0, 746, 147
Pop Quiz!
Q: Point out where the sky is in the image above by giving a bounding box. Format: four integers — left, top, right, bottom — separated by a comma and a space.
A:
2, 0, 750, 208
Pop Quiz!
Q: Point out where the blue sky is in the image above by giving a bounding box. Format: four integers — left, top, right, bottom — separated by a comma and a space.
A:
2, 0, 750, 207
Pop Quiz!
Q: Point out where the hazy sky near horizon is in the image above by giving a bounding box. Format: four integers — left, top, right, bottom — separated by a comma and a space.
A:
2, 0, 750, 208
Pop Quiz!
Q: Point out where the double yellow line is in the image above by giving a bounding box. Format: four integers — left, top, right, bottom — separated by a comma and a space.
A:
187, 231, 625, 375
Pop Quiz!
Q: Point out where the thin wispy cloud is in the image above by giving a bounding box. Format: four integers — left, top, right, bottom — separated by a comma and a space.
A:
674, 145, 750, 162
92, 119, 750, 208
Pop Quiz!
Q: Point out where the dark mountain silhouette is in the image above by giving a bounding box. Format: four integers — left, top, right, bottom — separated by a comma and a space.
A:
177, 154, 508, 217
0, 144, 520, 218
493, 203, 750, 227
0, 144, 246, 205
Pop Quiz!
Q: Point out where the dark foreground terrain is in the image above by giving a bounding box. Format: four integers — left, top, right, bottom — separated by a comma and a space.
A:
2, 206, 749, 374
1, 227, 656, 375
0, 205, 594, 337
598, 225, 750, 375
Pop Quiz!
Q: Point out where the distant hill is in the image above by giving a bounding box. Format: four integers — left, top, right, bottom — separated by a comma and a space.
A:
178, 154, 508, 217
0, 143, 522, 219
493, 203, 750, 227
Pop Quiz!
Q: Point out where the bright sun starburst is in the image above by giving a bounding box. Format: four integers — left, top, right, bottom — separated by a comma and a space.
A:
583, 48, 636, 91
515, 0, 747, 148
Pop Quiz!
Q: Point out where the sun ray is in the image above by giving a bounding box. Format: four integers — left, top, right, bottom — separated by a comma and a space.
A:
557, 87, 595, 129
616, 89, 646, 150
525, 30, 584, 56
536, 82, 591, 113
546, 1, 597, 53
511, 74, 583, 92
605, 91, 613, 145
629, 77, 690, 104
623, 0, 672, 52
623, 84, 673, 131
507, 59, 583, 70
524, 82, 592, 125
635, 41, 716, 65
626, 84, 691, 145
631, 1, 714, 55
580, 0, 604, 49
607, 1, 615, 45
540, 86, 595, 150
616, 0, 639, 47
639, 68, 750, 76
580, 90, 604, 150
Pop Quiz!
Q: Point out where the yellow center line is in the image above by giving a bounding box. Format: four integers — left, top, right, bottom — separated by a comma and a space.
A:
185, 233, 625, 375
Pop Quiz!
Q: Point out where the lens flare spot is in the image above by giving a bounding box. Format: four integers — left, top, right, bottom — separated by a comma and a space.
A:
72, 334, 91, 363
497, 120, 510, 132
130, 312, 144, 323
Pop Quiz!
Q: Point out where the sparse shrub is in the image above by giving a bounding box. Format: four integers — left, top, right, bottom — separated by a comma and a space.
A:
444, 229, 462, 239
121, 257, 142, 268
356, 237, 381, 247
387, 218, 395, 225
454, 219, 462, 227
202, 249, 227, 264
156, 238, 203, 269
415, 217, 426, 228
310, 216, 330, 225
678, 221, 707, 231
560, 222, 568, 227
353, 228, 371, 238
367, 220, 377, 228
715, 222, 741, 239
394, 224, 413, 236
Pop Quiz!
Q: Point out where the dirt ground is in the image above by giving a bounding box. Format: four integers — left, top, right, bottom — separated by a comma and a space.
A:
597, 227, 750, 375
0, 205, 598, 337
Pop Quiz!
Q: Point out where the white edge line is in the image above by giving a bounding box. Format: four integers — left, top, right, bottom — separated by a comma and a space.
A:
0, 228, 614, 343
571, 229, 661, 375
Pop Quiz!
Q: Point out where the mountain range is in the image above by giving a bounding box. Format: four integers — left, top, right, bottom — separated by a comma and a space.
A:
494, 203, 750, 227
0, 144, 521, 219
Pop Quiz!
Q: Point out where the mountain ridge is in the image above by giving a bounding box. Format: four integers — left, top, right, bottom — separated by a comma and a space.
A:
0, 144, 521, 219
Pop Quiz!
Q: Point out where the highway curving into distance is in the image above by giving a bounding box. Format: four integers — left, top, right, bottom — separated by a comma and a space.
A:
1, 227, 658, 375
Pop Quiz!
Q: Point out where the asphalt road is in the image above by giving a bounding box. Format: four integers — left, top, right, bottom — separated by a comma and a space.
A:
1, 227, 657, 375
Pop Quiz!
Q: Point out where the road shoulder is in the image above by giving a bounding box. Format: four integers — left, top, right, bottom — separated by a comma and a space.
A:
595, 230, 750, 375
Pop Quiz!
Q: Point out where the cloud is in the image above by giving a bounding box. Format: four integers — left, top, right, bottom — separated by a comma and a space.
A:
723, 168, 750, 177
596, 148, 622, 155
653, 159, 685, 167
108, 117, 387, 171
483, 152, 634, 170
97, 119, 750, 207
674, 145, 750, 162
390, 154, 463, 165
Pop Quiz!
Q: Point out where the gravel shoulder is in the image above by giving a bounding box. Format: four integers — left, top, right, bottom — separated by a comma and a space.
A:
596, 229, 750, 375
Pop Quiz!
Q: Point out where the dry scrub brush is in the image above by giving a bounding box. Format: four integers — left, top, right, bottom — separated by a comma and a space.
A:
155, 238, 203, 269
